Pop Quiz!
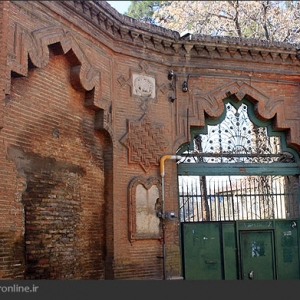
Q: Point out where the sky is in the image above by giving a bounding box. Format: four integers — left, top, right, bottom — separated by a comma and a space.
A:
107, 1, 131, 14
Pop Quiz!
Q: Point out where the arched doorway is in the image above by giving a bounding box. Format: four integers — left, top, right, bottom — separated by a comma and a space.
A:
177, 98, 300, 280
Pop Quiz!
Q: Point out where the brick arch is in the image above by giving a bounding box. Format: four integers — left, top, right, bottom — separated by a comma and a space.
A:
174, 80, 300, 151
7, 24, 113, 136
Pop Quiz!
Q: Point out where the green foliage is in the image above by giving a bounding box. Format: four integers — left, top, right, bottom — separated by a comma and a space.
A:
125, 1, 164, 24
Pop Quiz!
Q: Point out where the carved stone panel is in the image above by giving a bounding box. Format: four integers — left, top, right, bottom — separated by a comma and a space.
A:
132, 73, 155, 99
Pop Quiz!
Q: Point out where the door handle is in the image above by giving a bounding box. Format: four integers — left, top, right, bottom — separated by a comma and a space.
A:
248, 270, 254, 279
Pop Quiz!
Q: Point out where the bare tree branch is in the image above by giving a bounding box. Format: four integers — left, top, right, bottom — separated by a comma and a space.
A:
152, 1, 300, 43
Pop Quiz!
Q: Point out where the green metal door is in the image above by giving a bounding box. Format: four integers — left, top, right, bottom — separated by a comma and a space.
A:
239, 230, 275, 280
182, 222, 223, 280
182, 222, 238, 280
182, 220, 300, 280
275, 220, 300, 279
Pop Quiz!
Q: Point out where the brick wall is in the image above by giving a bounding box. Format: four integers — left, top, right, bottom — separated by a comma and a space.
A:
2, 50, 108, 279
0, 1, 299, 280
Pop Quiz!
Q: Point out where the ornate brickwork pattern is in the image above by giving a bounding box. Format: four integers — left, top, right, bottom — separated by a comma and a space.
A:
120, 115, 169, 172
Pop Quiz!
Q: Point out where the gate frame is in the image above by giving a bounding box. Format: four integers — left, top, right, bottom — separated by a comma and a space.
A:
177, 97, 300, 280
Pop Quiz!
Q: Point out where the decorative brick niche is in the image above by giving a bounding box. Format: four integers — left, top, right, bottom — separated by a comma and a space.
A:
128, 177, 162, 241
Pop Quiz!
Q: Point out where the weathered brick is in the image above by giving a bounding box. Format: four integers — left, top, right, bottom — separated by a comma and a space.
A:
0, 0, 299, 280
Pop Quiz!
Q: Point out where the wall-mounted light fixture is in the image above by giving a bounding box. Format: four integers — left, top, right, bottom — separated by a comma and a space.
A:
168, 70, 174, 81
182, 81, 188, 92
182, 74, 190, 92
168, 70, 176, 102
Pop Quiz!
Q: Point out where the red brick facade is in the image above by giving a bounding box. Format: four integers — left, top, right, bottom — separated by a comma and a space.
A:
0, 1, 299, 279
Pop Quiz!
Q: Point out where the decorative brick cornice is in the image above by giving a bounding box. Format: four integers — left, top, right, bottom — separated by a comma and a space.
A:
59, 1, 300, 65
179, 34, 300, 64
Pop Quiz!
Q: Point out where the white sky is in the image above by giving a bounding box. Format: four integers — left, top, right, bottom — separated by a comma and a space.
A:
107, 1, 131, 14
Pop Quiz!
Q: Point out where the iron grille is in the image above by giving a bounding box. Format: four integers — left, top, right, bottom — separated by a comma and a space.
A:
179, 175, 299, 222
177, 100, 300, 222
179, 102, 298, 164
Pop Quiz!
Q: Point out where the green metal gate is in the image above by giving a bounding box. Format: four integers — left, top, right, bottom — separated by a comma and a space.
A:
181, 221, 237, 279
181, 219, 300, 280
177, 98, 300, 280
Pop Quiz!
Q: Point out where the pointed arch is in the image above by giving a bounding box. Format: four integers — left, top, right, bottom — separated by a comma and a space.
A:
174, 80, 299, 150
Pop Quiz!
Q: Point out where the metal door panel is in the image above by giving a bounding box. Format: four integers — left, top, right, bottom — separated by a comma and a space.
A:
222, 222, 238, 279
275, 220, 299, 279
182, 222, 222, 280
239, 231, 275, 280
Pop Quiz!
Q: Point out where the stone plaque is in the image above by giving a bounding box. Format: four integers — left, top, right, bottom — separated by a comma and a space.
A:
132, 73, 155, 98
